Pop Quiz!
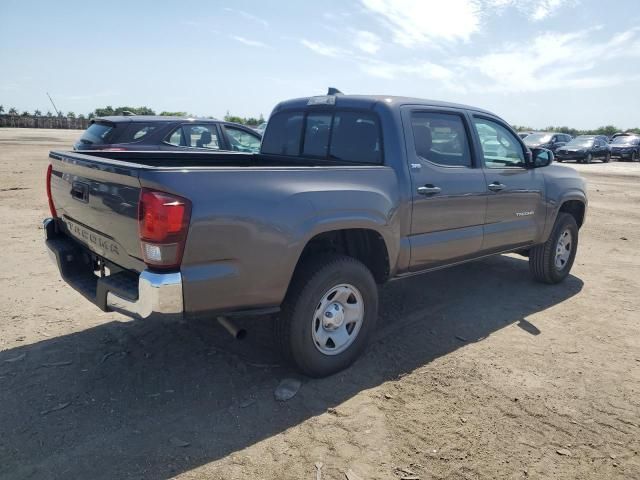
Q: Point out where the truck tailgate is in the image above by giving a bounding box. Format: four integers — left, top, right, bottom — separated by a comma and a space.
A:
49, 151, 145, 272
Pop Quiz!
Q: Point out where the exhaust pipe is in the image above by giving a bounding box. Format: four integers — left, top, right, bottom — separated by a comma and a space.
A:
217, 316, 247, 340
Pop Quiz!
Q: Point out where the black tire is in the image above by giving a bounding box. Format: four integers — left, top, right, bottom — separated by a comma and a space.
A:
275, 254, 378, 377
585, 153, 592, 164
633, 151, 638, 162
529, 213, 579, 284
604, 153, 611, 163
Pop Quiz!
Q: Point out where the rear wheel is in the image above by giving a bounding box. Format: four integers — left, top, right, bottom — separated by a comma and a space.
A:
633, 151, 639, 162
604, 153, 611, 163
585, 153, 593, 164
275, 254, 378, 377
529, 213, 578, 284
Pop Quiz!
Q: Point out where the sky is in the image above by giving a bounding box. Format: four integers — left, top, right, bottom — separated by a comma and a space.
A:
1, 0, 639, 129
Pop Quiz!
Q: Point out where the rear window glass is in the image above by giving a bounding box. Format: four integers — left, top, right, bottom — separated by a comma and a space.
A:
79, 122, 114, 146
329, 111, 381, 164
262, 110, 382, 164
261, 112, 303, 155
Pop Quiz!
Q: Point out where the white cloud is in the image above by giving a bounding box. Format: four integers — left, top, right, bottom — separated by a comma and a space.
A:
360, 0, 481, 47
360, 0, 576, 48
301, 40, 351, 58
354, 30, 382, 54
230, 36, 270, 49
224, 8, 269, 28
456, 27, 640, 92
485, 0, 574, 21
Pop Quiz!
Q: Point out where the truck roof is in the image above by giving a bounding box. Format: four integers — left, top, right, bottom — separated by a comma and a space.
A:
273, 94, 496, 116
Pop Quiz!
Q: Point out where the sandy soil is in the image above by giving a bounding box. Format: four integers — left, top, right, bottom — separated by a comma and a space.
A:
0, 128, 638, 480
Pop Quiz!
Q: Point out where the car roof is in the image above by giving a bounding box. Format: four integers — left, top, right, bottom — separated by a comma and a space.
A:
94, 115, 221, 123
273, 94, 496, 116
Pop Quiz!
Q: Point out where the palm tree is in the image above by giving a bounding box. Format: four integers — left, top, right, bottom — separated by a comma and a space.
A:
67, 111, 76, 119
21, 110, 30, 117
34, 109, 42, 116
8, 107, 18, 115
0, 105, 4, 114
46, 111, 53, 117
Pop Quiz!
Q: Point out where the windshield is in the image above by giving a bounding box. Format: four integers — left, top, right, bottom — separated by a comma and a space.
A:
612, 136, 638, 145
524, 133, 552, 144
566, 138, 593, 148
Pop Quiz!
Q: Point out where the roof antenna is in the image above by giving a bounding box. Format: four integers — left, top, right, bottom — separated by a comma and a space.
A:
327, 87, 343, 95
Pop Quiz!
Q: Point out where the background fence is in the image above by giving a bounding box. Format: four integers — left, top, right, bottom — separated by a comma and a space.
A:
0, 115, 89, 130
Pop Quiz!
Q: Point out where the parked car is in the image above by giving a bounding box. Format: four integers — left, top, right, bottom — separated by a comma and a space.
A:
610, 135, 640, 162
609, 132, 636, 143
74, 116, 262, 153
555, 135, 611, 163
44, 92, 587, 377
524, 132, 572, 152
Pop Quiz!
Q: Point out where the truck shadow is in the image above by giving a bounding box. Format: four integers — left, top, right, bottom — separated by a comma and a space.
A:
0, 255, 583, 479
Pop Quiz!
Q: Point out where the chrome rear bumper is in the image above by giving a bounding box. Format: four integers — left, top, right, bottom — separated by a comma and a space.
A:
44, 218, 184, 319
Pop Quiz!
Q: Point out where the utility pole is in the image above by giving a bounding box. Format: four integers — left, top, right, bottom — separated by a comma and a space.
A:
46, 92, 60, 116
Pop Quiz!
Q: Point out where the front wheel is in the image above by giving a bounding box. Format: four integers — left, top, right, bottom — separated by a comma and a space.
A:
275, 254, 378, 377
632, 151, 639, 162
604, 153, 611, 163
529, 213, 579, 284
585, 153, 593, 164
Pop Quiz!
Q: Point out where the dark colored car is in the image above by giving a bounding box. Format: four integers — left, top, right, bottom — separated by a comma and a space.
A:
610, 135, 640, 162
74, 116, 262, 153
524, 132, 572, 152
555, 135, 611, 163
44, 91, 587, 377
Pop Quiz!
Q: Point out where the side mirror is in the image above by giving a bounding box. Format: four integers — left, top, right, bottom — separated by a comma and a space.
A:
529, 148, 553, 168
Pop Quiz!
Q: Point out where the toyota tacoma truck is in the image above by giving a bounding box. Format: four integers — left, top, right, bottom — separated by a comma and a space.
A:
44, 92, 587, 377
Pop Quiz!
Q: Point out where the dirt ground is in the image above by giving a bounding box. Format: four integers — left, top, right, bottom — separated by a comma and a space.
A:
0, 128, 638, 480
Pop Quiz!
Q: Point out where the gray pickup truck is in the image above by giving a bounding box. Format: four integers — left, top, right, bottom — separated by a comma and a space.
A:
44, 92, 587, 377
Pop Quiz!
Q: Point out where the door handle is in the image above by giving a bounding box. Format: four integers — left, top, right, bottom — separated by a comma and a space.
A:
417, 185, 441, 195
488, 182, 505, 192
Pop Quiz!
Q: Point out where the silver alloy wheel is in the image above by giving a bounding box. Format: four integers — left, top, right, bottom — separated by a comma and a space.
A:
312, 284, 364, 356
555, 229, 573, 270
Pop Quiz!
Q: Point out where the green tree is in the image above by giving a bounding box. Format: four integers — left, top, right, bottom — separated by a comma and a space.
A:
21, 110, 30, 116
57, 110, 64, 118
46, 110, 53, 117
34, 109, 42, 116
67, 111, 76, 119
78, 113, 85, 119
0, 105, 4, 114
8, 107, 18, 115
159, 111, 188, 116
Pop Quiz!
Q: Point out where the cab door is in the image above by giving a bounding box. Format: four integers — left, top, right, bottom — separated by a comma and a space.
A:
401, 107, 488, 271
470, 115, 546, 251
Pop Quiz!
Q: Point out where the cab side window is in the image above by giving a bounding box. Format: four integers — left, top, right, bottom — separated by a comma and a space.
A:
473, 118, 525, 168
410, 112, 472, 167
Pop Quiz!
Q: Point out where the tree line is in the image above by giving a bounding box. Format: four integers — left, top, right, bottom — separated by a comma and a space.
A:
0, 104, 265, 126
0, 103, 636, 134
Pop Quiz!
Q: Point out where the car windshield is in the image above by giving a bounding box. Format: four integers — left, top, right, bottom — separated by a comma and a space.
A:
612, 136, 637, 145
566, 138, 593, 147
524, 133, 552, 144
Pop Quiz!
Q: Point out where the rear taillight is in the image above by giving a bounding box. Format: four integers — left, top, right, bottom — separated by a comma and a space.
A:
138, 189, 191, 269
46, 164, 57, 218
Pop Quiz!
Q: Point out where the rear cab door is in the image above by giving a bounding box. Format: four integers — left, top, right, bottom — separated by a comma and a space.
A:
469, 114, 546, 251
401, 106, 488, 270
